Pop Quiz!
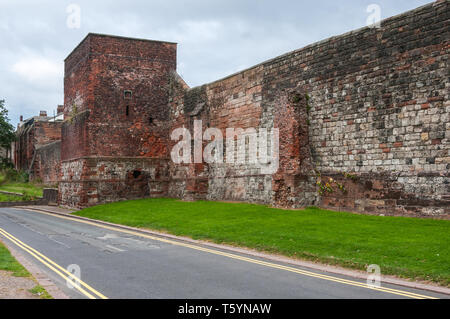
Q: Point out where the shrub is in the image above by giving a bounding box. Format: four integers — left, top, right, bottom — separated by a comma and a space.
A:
0, 168, 29, 185
22, 191, 37, 201
0, 158, 13, 170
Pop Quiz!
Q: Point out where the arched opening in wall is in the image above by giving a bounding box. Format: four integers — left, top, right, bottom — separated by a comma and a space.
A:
149, 117, 153, 125
124, 169, 150, 199
133, 170, 141, 178
126, 105, 129, 116
124, 90, 132, 99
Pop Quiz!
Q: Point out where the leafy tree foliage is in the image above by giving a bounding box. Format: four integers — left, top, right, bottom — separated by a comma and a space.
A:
0, 100, 16, 150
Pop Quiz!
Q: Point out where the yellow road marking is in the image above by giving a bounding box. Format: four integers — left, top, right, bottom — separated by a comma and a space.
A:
0, 227, 107, 299
13, 208, 439, 299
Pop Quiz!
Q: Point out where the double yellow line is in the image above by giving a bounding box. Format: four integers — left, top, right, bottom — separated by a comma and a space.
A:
15, 208, 438, 299
0, 227, 107, 299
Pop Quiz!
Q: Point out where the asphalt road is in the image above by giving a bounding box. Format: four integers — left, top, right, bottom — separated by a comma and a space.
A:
0, 207, 447, 299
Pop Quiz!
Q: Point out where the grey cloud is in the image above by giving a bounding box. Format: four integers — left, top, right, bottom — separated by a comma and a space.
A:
0, 0, 432, 126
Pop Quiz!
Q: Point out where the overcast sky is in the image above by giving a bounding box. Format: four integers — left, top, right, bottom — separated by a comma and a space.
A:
0, 0, 432, 126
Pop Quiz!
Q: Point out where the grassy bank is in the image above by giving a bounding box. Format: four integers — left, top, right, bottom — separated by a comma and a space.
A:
0, 168, 44, 201
0, 182, 44, 198
0, 241, 30, 277
0, 241, 52, 298
75, 198, 450, 286
0, 194, 25, 202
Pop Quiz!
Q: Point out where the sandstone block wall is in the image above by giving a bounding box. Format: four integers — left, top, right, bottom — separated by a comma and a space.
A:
58, 2, 448, 217
168, 1, 449, 217
270, 0, 449, 216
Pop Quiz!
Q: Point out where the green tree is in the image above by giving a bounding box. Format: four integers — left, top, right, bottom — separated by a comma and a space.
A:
0, 100, 16, 157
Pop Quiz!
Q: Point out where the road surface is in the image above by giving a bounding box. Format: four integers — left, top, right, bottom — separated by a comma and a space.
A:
0, 207, 446, 299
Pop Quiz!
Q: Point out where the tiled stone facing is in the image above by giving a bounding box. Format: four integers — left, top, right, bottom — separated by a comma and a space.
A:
59, 157, 170, 208
259, 0, 449, 216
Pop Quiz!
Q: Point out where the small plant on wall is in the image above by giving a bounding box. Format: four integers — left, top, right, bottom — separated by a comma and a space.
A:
305, 93, 311, 113
305, 93, 311, 125
315, 170, 354, 196
290, 93, 311, 113
68, 103, 78, 124
290, 92, 312, 125
343, 171, 357, 181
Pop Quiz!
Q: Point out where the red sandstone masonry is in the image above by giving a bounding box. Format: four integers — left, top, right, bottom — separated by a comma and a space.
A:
15, 120, 62, 184
55, 1, 449, 217
60, 34, 176, 207
63, 33, 176, 160
259, 0, 449, 216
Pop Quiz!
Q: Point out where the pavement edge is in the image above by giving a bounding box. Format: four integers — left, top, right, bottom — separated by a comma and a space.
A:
14, 205, 450, 296
0, 236, 70, 299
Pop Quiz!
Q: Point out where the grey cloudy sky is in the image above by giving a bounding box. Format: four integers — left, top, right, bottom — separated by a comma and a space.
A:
0, 0, 432, 126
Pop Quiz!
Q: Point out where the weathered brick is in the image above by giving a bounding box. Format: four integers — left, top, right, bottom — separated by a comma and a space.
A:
24, 1, 449, 218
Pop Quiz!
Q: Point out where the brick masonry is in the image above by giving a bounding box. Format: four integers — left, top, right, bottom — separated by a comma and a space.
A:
15, 118, 62, 184
55, 2, 449, 217
257, 1, 450, 217
34, 141, 61, 185
60, 34, 176, 206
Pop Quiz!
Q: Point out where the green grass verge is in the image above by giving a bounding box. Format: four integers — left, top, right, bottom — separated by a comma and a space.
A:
0, 241, 52, 298
0, 169, 45, 201
0, 182, 44, 197
29, 285, 53, 299
0, 194, 25, 202
0, 241, 30, 277
74, 198, 450, 286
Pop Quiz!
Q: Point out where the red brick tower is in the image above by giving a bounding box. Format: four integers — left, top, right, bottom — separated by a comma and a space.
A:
60, 33, 176, 207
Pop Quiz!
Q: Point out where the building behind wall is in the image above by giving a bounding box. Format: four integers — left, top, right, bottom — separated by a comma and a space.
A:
45, 1, 450, 217
14, 107, 64, 184
0, 147, 8, 160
